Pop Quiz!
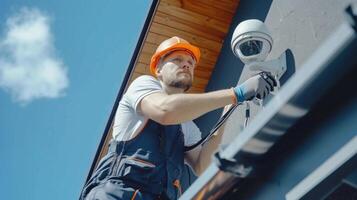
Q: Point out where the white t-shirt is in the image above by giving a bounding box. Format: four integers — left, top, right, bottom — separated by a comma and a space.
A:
113, 75, 202, 146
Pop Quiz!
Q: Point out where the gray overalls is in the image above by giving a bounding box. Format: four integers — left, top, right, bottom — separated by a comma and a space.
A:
81, 119, 186, 200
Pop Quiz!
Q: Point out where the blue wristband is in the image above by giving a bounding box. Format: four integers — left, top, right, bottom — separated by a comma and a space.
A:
234, 86, 245, 103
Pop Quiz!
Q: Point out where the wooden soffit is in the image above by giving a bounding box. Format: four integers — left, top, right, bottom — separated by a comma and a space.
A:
130, 0, 240, 93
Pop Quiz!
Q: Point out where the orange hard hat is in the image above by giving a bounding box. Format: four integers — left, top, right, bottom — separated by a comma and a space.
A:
150, 36, 201, 76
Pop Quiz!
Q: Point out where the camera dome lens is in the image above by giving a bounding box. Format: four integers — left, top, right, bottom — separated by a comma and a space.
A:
239, 40, 263, 56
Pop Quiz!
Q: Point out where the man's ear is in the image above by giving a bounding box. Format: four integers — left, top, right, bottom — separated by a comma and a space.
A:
155, 61, 163, 77
155, 67, 161, 80
156, 66, 161, 75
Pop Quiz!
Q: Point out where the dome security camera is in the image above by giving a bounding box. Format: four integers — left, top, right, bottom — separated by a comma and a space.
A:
231, 19, 287, 81
231, 19, 273, 64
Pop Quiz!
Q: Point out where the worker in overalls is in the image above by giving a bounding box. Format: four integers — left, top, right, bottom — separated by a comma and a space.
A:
81, 36, 276, 200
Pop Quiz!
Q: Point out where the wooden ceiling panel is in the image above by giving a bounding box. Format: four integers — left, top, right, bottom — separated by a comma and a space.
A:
193, 0, 239, 14
150, 22, 223, 51
153, 11, 225, 41
158, 2, 229, 34
130, 0, 239, 93
161, 0, 237, 22
194, 68, 212, 79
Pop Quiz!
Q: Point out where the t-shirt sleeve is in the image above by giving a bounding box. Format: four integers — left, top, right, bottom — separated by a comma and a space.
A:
124, 75, 162, 113
181, 121, 202, 146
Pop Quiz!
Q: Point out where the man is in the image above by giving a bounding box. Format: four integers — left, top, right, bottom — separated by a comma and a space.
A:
81, 36, 275, 200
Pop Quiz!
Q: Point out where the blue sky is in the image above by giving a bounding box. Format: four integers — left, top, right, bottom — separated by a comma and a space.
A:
0, 0, 152, 199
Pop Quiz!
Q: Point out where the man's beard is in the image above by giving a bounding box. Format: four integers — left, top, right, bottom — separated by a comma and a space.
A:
168, 79, 192, 92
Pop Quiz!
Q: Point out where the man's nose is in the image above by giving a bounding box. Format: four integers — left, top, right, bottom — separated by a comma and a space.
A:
182, 62, 192, 70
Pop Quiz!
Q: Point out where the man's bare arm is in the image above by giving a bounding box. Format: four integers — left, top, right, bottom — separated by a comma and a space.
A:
139, 89, 236, 125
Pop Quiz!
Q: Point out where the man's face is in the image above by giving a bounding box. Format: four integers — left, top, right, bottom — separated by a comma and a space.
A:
156, 50, 196, 91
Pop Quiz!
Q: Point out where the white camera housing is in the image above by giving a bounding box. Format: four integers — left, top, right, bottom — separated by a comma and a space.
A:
231, 19, 273, 64
231, 19, 286, 80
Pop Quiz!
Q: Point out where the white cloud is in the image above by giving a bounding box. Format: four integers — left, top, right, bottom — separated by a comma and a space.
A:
0, 7, 69, 105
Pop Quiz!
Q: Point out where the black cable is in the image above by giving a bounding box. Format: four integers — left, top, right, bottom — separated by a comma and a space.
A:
184, 102, 242, 152
244, 102, 250, 128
